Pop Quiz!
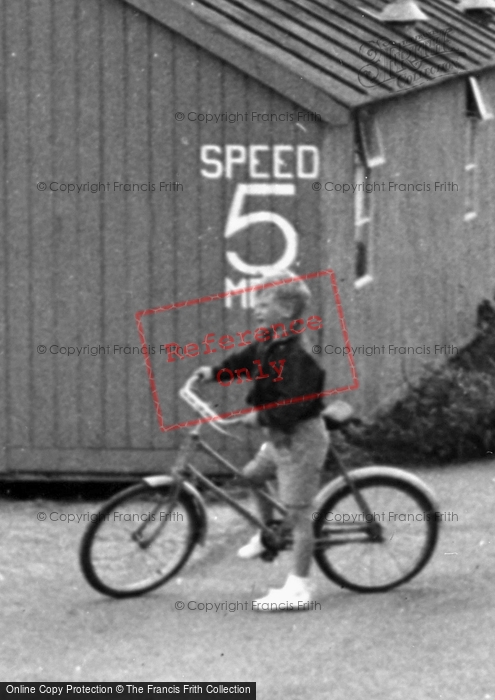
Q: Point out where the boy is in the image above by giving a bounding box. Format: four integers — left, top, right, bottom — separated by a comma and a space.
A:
194, 271, 329, 610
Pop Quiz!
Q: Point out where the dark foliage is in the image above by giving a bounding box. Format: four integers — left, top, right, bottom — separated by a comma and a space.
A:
344, 299, 495, 464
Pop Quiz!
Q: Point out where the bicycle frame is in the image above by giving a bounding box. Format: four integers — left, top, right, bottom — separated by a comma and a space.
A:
160, 425, 383, 551
154, 374, 383, 548
172, 425, 288, 537
80, 376, 440, 598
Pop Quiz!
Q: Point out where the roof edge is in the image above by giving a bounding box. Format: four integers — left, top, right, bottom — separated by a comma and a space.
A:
355, 61, 495, 112
121, 0, 351, 125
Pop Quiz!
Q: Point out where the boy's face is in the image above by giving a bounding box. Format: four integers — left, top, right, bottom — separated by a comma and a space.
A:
254, 289, 292, 328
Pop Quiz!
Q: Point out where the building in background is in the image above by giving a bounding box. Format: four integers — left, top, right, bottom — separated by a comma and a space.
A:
1, 0, 495, 476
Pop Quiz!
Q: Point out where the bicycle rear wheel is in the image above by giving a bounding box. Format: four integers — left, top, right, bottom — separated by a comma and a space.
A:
80, 482, 201, 598
313, 473, 439, 592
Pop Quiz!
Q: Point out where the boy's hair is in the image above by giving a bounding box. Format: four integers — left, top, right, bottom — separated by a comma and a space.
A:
257, 270, 312, 318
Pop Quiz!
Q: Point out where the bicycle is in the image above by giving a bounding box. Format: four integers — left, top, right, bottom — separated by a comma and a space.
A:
80, 374, 441, 598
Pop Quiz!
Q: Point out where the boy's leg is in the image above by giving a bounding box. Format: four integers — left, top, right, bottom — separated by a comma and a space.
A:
286, 505, 315, 578
253, 418, 329, 608
237, 442, 277, 558
277, 419, 329, 577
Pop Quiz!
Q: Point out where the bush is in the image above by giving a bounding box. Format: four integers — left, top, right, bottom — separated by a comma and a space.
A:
346, 364, 495, 464
339, 298, 495, 465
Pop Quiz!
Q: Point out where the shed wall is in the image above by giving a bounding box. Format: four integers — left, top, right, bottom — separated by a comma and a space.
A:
2, 0, 495, 474
1, 0, 343, 474
336, 78, 495, 414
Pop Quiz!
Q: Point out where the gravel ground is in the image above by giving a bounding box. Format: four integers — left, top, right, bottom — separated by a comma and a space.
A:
0, 461, 494, 699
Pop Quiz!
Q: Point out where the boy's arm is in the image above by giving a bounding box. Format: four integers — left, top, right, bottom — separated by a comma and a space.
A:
193, 366, 214, 382
193, 344, 261, 427
195, 344, 259, 383
239, 411, 260, 427
260, 351, 325, 430
212, 343, 259, 377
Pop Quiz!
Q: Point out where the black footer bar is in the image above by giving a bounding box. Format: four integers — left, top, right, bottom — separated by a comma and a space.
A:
1, 683, 256, 700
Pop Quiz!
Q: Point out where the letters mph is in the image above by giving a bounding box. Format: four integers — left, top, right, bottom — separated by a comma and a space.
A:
164, 314, 323, 387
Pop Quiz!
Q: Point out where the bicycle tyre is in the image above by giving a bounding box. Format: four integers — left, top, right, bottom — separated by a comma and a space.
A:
313, 473, 439, 593
80, 482, 202, 598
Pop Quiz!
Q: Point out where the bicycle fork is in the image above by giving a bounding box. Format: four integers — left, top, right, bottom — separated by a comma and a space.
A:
132, 435, 194, 549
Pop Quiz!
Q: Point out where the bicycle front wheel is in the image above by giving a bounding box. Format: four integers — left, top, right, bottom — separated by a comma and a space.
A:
313, 473, 439, 592
80, 482, 201, 598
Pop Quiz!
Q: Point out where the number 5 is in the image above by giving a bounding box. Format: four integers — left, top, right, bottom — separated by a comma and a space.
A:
225, 183, 298, 275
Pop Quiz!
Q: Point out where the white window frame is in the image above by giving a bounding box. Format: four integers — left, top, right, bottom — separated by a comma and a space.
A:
467, 76, 493, 122
354, 156, 374, 289
464, 78, 492, 223
357, 110, 386, 169
464, 115, 477, 223
353, 111, 385, 289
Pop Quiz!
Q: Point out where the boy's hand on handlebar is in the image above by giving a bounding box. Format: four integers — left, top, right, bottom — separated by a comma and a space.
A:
240, 412, 259, 428
193, 366, 214, 382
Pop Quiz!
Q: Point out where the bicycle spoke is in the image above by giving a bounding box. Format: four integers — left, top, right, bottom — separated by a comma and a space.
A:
380, 541, 410, 577
80, 484, 198, 597
314, 475, 438, 592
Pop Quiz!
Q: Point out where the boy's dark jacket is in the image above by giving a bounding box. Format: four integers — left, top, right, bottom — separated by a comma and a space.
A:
212, 335, 325, 434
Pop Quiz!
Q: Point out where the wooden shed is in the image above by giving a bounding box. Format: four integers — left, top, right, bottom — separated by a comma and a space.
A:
2, 0, 495, 477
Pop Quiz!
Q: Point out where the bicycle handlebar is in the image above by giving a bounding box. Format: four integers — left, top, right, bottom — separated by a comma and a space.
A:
179, 374, 243, 434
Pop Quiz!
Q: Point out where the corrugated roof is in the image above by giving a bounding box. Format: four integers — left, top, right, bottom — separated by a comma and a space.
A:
124, 0, 495, 118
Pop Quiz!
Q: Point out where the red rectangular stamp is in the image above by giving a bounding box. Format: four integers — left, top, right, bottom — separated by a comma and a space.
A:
135, 269, 359, 431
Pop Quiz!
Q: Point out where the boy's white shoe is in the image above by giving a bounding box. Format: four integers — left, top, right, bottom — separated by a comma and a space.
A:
237, 532, 266, 559
253, 574, 313, 611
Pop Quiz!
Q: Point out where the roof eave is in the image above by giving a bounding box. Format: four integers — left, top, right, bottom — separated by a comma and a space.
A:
354, 60, 495, 112
122, 0, 352, 125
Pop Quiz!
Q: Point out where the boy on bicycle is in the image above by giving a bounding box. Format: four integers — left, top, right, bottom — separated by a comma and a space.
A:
194, 270, 329, 611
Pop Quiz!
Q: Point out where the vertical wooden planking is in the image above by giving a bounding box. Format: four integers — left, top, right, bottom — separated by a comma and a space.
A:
0, 0, 6, 469
441, 83, 468, 342
219, 62, 251, 418
293, 106, 323, 278
486, 74, 495, 295
197, 51, 227, 450
382, 98, 414, 399
484, 73, 495, 297
360, 83, 467, 410
374, 94, 423, 405
397, 84, 463, 377
358, 96, 402, 407
5, 0, 30, 448
30, 0, 56, 448
268, 92, 297, 276
290, 104, 326, 360
233, 76, 272, 287
242, 73, 259, 291
125, 6, 153, 447
265, 89, 277, 272
319, 122, 357, 398
435, 83, 465, 346
473, 73, 495, 310
10, 0, 495, 470
53, 0, 79, 448
149, 21, 178, 447
398, 91, 434, 378
102, 0, 127, 448
173, 36, 201, 426
78, 0, 104, 447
